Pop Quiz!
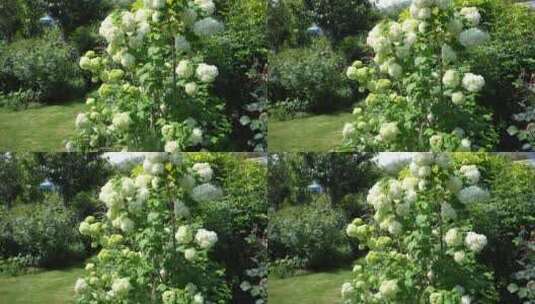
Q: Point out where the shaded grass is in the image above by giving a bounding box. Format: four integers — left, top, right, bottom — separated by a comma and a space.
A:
268, 112, 353, 152
0, 266, 85, 303
268, 269, 353, 304
0, 101, 87, 152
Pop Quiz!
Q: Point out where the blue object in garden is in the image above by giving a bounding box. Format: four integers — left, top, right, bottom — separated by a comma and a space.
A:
306, 24, 324, 36
39, 180, 57, 192
39, 14, 56, 27
307, 180, 323, 193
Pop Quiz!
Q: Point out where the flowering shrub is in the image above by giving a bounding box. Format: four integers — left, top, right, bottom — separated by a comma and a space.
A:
68, 0, 231, 151
340, 0, 499, 151
507, 228, 535, 303
342, 153, 498, 303
74, 153, 232, 303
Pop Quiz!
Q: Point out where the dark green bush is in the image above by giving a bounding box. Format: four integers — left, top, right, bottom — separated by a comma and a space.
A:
338, 34, 368, 62
0, 194, 88, 268
268, 200, 351, 270
267, 0, 313, 50
203, 0, 268, 150
269, 38, 354, 113
190, 153, 268, 303
69, 22, 104, 54
0, 29, 86, 104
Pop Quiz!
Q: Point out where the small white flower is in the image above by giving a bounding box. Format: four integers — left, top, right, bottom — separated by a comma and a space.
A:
195, 228, 218, 249
196, 63, 219, 83
462, 73, 485, 92
465, 232, 487, 252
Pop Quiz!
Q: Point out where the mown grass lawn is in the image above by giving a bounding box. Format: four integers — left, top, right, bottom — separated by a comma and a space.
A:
0, 101, 87, 152
0, 266, 85, 303
268, 269, 353, 304
268, 112, 353, 152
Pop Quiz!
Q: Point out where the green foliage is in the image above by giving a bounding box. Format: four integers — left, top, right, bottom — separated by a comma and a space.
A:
0, 89, 42, 111
268, 201, 351, 270
267, 0, 313, 49
203, 0, 268, 151
338, 34, 369, 62
507, 228, 535, 302
191, 153, 268, 302
269, 256, 307, 279
0, 255, 40, 276
461, 0, 535, 149
0, 29, 86, 104
0, 195, 88, 268
269, 38, 353, 113
452, 153, 535, 301
303, 0, 379, 43
69, 23, 105, 54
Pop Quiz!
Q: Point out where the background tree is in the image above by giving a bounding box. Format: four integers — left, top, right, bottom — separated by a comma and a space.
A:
0, 154, 23, 208
34, 153, 112, 205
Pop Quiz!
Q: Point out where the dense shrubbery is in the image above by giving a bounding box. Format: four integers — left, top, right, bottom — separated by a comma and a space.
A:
462, 0, 535, 150
0, 194, 88, 268
269, 199, 352, 270
0, 29, 86, 104
269, 38, 354, 114
204, 0, 268, 151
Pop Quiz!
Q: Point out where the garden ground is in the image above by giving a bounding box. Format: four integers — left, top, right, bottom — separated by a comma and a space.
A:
268, 112, 353, 152
0, 101, 86, 151
268, 269, 352, 304
0, 266, 84, 303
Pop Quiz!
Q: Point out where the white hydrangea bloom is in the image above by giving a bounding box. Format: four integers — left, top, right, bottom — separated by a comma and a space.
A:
388, 220, 402, 235
193, 293, 204, 304
111, 277, 131, 296
388, 62, 403, 78
443, 70, 460, 88
194, 0, 215, 15
457, 185, 490, 204
191, 183, 223, 202
120, 52, 136, 68
371, 0, 412, 15
460, 7, 481, 26
444, 228, 462, 246
119, 216, 135, 233
192, 163, 213, 182
379, 122, 400, 141
447, 18, 463, 34
462, 73, 485, 92
342, 123, 356, 138
459, 28, 489, 48
190, 128, 203, 145
451, 91, 465, 105
379, 279, 399, 298
121, 177, 136, 197
76, 113, 91, 129
175, 225, 193, 244
176, 60, 194, 78
184, 248, 197, 261
185, 82, 198, 96
164, 141, 179, 153
74, 278, 88, 294
461, 295, 472, 304
193, 17, 224, 37
174, 200, 191, 218
175, 35, 191, 52
341, 282, 354, 299
196, 63, 219, 83
464, 231, 487, 252
459, 165, 480, 184
454, 251, 466, 263
112, 112, 132, 130
195, 228, 218, 249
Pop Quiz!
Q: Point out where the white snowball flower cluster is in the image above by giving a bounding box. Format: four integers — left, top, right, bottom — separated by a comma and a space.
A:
195, 228, 218, 249
444, 228, 463, 246
464, 231, 487, 252
379, 279, 399, 298
370, 0, 412, 15
175, 225, 193, 244
112, 112, 132, 130
176, 60, 194, 78
459, 28, 489, 48
110, 277, 132, 297
196, 63, 219, 83
191, 183, 223, 202
459, 165, 480, 184
343, 123, 356, 138
341, 282, 355, 299
457, 185, 490, 204
443, 70, 460, 88
460, 7, 481, 26
194, 0, 216, 15
462, 73, 486, 92
192, 163, 213, 182
379, 122, 400, 142
74, 278, 88, 294
193, 17, 224, 37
